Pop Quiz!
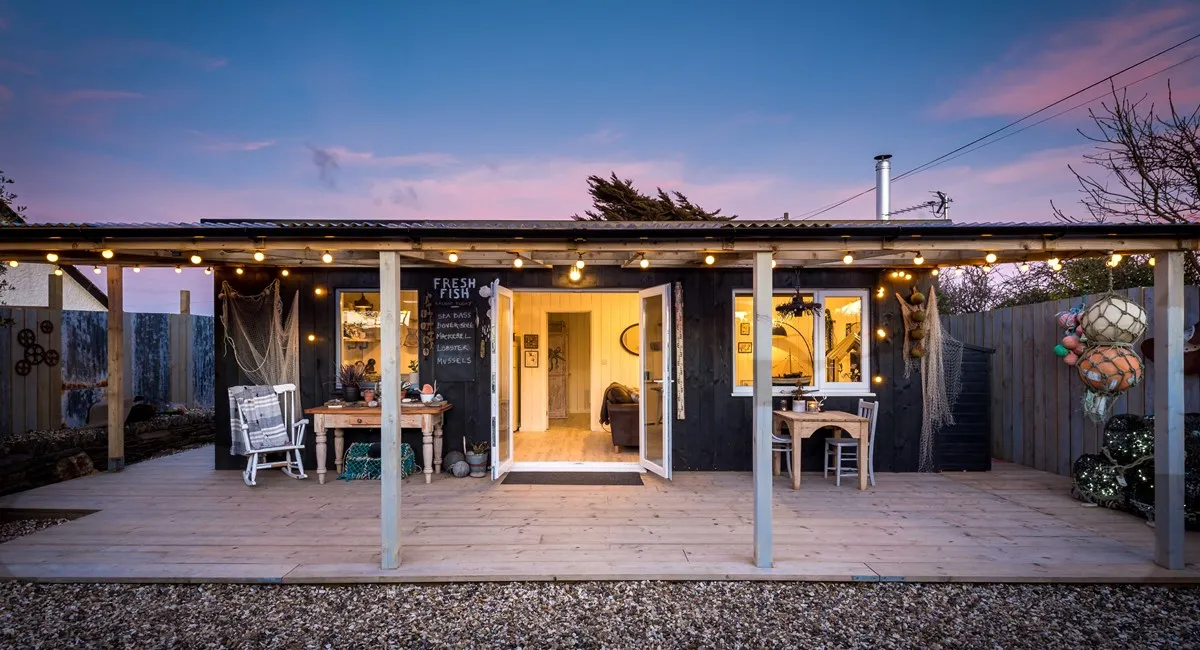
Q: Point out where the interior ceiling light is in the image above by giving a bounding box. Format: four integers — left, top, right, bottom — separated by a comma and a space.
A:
984, 252, 997, 264
842, 253, 854, 264
704, 254, 716, 265
321, 252, 334, 264
568, 265, 582, 282
447, 252, 459, 263
353, 293, 374, 311
513, 256, 524, 268
913, 253, 924, 265
101, 249, 114, 259
253, 251, 266, 262
92, 265, 101, 274
46, 253, 59, 263
190, 254, 203, 265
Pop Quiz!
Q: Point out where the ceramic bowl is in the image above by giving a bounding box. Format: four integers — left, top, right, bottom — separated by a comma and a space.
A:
419, 393, 435, 403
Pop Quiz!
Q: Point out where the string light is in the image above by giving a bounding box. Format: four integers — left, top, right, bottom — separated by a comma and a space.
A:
770, 258, 777, 269
314, 286, 324, 295
568, 265, 582, 282
873, 375, 883, 385
447, 252, 459, 264
253, 251, 266, 262
53, 267, 63, 276
876, 287, 885, 298
984, 252, 997, 264
931, 268, 940, 277
576, 256, 585, 269
46, 253, 59, 263
204, 267, 213, 275
235, 267, 245, 275
842, 253, 854, 265
6, 260, 17, 268
1052, 262, 1063, 272
133, 265, 141, 273
1019, 261, 1030, 273
1149, 257, 1156, 266
101, 249, 114, 259
876, 327, 887, 339
190, 254, 203, 265
981, 265, 992, 273
92, 266, 101, 274
321, 252, 334, 264
174, 265, 183, 274
280, 269, 290, 277
904, 272, 912, 280
1048, 257, 1060, 267
913, 253, 924, 265
307, 334, 316, 342
639, 256, 650, 269
704, 254, 716, 265
513, 256, 524, 268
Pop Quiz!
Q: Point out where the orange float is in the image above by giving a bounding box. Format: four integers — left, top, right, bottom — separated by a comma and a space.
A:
1076, 345, 1143, 393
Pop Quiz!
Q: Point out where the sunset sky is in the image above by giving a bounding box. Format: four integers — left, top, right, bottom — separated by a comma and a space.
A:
2, 0, 1198, 313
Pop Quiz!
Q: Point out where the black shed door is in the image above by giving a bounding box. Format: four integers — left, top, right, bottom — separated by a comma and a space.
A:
935, 344, 993, 471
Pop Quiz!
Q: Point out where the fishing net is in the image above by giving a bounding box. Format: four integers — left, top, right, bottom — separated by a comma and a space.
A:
897, 285, 964, 472
221, 280, 301, 418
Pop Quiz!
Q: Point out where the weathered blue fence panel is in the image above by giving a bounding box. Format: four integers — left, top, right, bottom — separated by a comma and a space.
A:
192, 316, 215, 407
60, 310, 107, 428
129, 312, 170, 405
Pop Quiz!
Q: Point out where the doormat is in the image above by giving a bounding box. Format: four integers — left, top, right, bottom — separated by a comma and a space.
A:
502, 472, 644, 486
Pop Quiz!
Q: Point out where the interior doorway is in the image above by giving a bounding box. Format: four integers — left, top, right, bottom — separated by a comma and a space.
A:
511, 291, 641, 466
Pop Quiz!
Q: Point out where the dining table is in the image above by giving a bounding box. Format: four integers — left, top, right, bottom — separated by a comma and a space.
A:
772, 409, 871, 491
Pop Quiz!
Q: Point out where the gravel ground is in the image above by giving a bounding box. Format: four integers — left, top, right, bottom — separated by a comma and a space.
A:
0, 582, 1197, 649
0, 518, 70, 544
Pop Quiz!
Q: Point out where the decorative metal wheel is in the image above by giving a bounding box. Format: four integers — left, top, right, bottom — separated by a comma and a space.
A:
24, 343, 45, 365
44, 349, 60, 367
17, 328, 36, 347
14, 359, 31, 376
40, 320, 54, 334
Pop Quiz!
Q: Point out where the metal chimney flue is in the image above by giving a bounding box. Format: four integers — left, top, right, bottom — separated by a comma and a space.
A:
874, 154, 892, 221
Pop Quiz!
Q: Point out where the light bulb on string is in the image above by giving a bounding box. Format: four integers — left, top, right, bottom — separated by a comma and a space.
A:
842, 253, 854, 265
575, 256, 585, 269
1048, 257, 1060, 267
280, 269, 290, 277
639, 257, 650, 269
321, 252, 333, 264
931, 268, 940, 277
6, 260, 17, 268
53, 267, 63, 276
253, 251, 266, 262
984, 252, 997, 264
981, 265, 992, 273
204, 267, 213, 275
92, 265, 101, 274
448, 252, 459, 263
704, 254, 716, 265
771, 258, 777, 269
1110, 252, 1122, 266
913, 253, 924, 265
190, 254, 202, 265
568, 266, 582, 282
101, 249, 114, 259
174, 265, 183, 274
133, 265, 141, 273
876, 327, 887, 339
1052, 262, 1063, 272
46, 253, 59, 263
513, 256, 524, 268
1019, 262, 1030, 273
1149, 257, 1156, 266
235, 267, 245, 275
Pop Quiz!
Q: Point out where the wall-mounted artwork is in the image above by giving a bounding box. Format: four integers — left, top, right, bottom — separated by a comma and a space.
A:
524, 350, 539, 368
737, 342, 753, 354
523, 334, 538, 350
739, 323, 750, 336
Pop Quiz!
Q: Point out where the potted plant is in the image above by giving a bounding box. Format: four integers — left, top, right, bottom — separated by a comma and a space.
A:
465, 440, 489, 478
407, 360, 420, 386
337, 363, 367, 403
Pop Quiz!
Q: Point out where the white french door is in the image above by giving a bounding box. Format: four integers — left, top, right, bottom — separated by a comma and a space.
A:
490, 283, 515, 479
638, 284, 672, 479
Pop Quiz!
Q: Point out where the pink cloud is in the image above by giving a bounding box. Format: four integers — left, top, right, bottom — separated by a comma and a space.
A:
47, 89, 143, 106
189, 131, 275, 152
934, 4, 1200, 119
317, 146, 458, 167
581, 127, 624, 144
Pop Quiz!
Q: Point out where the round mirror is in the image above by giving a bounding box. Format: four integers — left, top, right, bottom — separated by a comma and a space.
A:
619, 323, 639, 356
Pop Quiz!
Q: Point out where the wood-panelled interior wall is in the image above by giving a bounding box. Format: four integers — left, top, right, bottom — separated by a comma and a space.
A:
942, 285, 1200, 476
557, 312, 591, 415
515, 291, 639, 431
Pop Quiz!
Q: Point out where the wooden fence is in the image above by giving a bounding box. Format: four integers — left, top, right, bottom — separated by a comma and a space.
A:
0, 295, 214, 436
942, 285, 1200, 476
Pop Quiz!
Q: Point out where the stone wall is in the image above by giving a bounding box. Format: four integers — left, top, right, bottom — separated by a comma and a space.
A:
0, 411, 214, 496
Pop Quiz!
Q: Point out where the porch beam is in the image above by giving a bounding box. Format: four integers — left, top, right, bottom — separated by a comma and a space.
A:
379, 251, 403, 569
751, 250, 773, 568
106, 265, 125, 472
1153, 251, 1185, 570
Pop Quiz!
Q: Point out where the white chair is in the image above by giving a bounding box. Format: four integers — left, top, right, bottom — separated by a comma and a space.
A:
772, 426, 795, 481
232, 383, 309, 486
824, 399, 878, 487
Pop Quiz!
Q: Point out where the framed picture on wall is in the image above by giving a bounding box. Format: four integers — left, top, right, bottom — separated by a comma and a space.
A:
524, 350, 539, 368
523, 334, 538, 350
737, 342, 752, 354
739, 323, 750, 336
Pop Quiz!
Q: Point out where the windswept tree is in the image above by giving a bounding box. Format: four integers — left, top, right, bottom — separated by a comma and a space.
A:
572, 172, 735, 221
0, 169, 22, 321
1052, 81, 1200, 281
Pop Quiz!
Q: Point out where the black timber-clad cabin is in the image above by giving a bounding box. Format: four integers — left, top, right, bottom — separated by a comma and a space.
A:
213, 263, 930, 473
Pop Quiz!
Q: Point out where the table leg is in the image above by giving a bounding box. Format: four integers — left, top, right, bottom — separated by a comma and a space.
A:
334, 428, 345, 477
858, 426, 869, 491
422, 414, 434, 484
433, 417, 444, 475
791, 425, 802, 491
316, 426, 328, 485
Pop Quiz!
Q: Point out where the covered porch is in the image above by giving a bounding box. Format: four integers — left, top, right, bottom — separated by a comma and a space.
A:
1, 445, 1197, 582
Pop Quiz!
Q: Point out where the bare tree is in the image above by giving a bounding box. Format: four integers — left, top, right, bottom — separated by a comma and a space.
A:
1052, 81, 1200, 280
936, 266, 1007, 314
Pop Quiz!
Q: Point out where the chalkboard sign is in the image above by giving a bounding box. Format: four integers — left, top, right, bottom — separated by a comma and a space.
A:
434, 302, 475, 381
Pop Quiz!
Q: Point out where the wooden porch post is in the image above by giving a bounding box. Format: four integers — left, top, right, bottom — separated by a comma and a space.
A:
106, 265, 125, 472
379, 252, 403, 569
1153, 251, 1185, 569
752, 250, 773, 568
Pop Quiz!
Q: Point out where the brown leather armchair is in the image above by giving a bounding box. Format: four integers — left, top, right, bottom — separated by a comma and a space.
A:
601, 383, 639, 449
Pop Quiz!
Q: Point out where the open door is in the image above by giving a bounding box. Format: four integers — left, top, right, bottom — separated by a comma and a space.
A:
490, 282, 515, 479
638, 284, 672, 479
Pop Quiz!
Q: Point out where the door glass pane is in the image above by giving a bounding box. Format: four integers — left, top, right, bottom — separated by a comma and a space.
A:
499, 291, 513, 465
824, 296, 863, 383
642, 293, 665, 468
733, 293, 816, 389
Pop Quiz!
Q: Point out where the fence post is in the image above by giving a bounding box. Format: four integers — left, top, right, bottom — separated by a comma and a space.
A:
48, 273, 63, 429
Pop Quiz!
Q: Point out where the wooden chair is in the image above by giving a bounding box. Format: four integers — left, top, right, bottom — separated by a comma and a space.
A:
231, 383, 309, 487
823, 399, 878, 487
771, 427, 795, 481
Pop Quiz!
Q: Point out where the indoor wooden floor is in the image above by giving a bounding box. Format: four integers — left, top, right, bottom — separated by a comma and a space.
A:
0, 446, 1197, 583
513, 414, 639, 462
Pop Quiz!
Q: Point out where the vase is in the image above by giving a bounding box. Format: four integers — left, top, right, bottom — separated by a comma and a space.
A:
343, 385, 361, 403
465, 452, 488, 478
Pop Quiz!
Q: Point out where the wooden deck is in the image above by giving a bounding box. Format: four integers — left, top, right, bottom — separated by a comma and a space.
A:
1, 447, 1197, 583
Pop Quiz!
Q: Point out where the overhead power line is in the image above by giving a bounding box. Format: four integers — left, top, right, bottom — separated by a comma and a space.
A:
793, 30, 1200, 221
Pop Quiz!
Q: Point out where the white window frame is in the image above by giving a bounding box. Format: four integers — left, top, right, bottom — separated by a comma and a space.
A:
334, 288, 418, 387
731, 288, 872, 397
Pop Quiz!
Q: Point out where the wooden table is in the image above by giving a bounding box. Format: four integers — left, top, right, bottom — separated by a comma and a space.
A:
304, 403, 453, 485
772, 410, 870, 491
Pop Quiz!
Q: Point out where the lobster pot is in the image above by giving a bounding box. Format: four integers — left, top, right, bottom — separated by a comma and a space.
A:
1077, 345, 1143, 393
1081, 295, 1147, 344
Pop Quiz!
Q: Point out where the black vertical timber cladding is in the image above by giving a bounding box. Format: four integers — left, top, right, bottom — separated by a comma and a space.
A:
214, 265, 928, 472
936, 343, 993, 471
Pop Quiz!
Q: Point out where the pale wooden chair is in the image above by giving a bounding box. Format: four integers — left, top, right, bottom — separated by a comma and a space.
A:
231, 383, 309, 486
823, 399, 878, 487
771, 427, 795, 481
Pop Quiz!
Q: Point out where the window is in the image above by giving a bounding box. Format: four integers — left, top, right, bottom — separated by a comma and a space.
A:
337, 289, 420, 385
732, 289, 869, 395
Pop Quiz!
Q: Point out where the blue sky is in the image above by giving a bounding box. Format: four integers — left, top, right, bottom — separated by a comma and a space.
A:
2, 0, 1199, 313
